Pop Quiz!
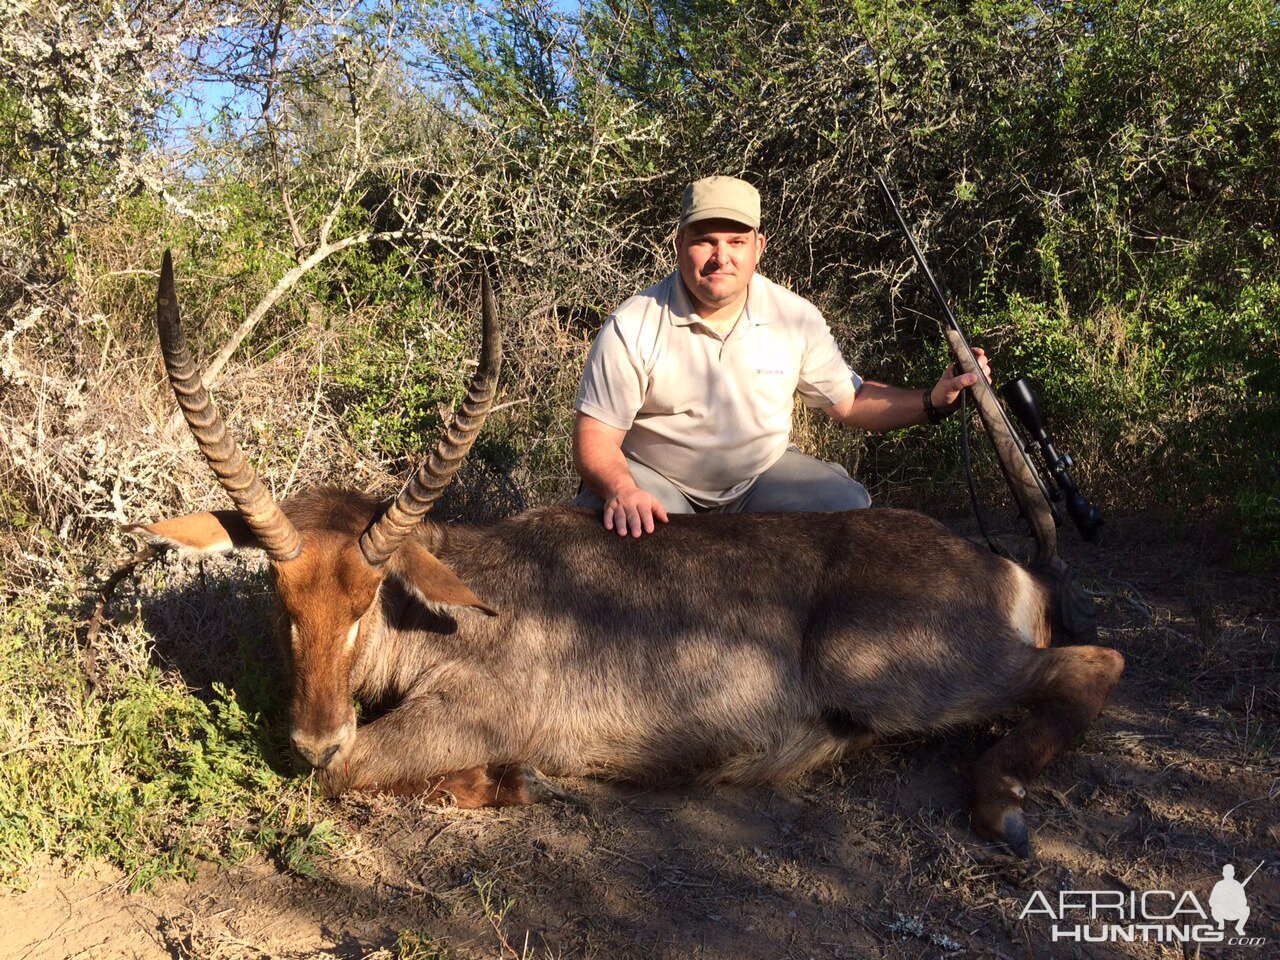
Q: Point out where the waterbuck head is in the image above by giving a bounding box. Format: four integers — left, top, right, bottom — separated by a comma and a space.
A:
127, 252, 500, 771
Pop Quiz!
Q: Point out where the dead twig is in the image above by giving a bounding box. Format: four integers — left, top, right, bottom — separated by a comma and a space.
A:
82, 545, 160, 691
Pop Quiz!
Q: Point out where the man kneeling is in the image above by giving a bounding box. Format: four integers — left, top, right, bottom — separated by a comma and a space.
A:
573, 175, 991, 537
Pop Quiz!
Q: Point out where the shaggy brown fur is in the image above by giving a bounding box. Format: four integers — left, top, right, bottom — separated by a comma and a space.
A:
134, 487, 1124, 856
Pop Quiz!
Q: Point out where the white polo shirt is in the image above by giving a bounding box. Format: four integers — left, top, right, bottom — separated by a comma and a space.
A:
576, 271, 860, 506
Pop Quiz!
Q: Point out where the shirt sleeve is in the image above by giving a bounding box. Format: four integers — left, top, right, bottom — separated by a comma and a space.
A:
795, 309, 861, 409
575, 318, 647, 430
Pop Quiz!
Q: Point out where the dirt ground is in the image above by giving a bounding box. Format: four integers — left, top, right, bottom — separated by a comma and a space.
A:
3, 511, 1277, 960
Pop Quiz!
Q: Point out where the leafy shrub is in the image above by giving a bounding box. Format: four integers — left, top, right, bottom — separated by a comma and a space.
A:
0, 589, 333, 890
1233, 484, 1280, 573
327, 290, 473, 461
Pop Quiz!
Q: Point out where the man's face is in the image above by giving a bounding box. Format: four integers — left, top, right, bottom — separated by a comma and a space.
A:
676, 218, 766, 313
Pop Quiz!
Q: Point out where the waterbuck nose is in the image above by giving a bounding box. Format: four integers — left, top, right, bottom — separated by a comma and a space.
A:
291, 734, 342, 769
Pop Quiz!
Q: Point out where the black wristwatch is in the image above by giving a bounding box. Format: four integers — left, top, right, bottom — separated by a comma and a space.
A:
923, 388, 946, 425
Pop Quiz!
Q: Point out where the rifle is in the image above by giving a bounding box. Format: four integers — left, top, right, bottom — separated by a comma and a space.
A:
875, 173, 1103, 636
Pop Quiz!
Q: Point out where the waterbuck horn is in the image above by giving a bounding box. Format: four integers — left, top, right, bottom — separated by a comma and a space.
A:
156, 250, 303, 561
359, 270, 502, 567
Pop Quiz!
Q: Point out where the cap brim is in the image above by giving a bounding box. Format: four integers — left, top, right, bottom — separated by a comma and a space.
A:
679, 207, 760, 230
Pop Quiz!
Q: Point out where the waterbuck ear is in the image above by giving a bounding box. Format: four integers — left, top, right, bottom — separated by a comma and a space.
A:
123, 511, 261, 558
387, 538, 498, 617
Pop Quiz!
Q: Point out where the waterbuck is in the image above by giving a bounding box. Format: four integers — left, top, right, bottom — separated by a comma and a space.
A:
129, 252, 1123, 858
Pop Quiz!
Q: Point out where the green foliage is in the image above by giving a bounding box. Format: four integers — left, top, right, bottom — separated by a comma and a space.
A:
329, 327, 470, 458
0, 2, 217, 288
11, 0, 1278, 521
326, 263, 474, 459
0, 591, 335, 890
393, 930, 457, 960
1232, 482, 1280, 574
562, 0, 1280, 519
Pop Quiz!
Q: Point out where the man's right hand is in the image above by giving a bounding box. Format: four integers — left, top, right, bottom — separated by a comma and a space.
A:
574, 412, 672, 539
603, 485, 669, 538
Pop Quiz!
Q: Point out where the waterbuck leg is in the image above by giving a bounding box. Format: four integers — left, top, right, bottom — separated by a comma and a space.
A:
969, 645, 1124, 857
312, 697, 568, 807
320, 748, 564, 807
357, 764, 559, 808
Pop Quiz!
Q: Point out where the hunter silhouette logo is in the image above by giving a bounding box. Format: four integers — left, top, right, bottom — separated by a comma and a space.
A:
1211, 863, 1262, 935
1020, 861, 1267, 946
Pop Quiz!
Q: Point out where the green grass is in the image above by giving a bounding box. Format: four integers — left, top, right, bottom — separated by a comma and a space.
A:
392, 930, 458, 960
0, 583, 340, 890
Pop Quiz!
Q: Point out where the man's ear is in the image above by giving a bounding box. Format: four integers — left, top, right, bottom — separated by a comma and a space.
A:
387, 538, 498, 617
123, 511, 262, 558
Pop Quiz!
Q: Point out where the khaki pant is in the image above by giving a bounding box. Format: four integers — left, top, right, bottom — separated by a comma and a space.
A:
572, 448, 871, 515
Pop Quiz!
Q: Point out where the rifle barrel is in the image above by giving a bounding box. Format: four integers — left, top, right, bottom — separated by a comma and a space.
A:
873, 173, 1028, 455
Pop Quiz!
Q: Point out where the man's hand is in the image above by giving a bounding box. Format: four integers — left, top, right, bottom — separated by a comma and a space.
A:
574, 412, 671, 538
825, 348, 997, 431
931, 348, 992, 414
603, 484, 670, 538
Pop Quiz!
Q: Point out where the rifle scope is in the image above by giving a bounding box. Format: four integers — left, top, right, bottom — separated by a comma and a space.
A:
1000, 377, 1104, 541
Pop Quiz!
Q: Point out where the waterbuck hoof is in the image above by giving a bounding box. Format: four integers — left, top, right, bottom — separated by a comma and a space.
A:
522, 767, 586, 807
997, 809, 1032, 859
970, 780, 1032, 857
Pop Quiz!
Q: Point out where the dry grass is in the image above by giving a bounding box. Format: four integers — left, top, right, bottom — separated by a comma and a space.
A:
3, 447, 1278, 956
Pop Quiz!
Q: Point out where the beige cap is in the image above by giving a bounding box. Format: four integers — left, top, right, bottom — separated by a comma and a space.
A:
679, 176, 761, 231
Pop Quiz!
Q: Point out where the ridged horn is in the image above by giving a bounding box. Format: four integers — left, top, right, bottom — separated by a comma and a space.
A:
156, 250, 302, 561
359, 270, 502, 567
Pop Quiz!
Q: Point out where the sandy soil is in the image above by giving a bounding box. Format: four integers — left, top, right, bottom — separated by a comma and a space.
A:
3, 512, 1277, 960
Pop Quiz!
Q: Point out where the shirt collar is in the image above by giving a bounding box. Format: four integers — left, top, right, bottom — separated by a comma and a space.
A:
668, 271, 771, 327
